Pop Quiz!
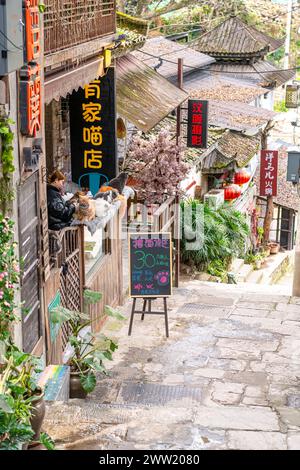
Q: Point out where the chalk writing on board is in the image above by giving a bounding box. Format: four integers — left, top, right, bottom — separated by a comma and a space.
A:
129, 233, 172, 297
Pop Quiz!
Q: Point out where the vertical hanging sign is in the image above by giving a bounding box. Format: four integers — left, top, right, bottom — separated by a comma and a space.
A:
69, 68, 117, 194
260, 150, 278, 197
20, 0, 42, 137
187, 100, 208, 149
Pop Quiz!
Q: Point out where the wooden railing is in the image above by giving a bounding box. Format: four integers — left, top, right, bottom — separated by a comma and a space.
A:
48, 226, 85, 349
44, 0, 116, 55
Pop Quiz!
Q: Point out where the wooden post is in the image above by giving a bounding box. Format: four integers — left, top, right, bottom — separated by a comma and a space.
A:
175, 58, 183, 288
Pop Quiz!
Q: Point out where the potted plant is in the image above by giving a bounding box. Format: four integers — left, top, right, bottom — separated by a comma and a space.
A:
257, 226, 264, 246
268, 241, 280, 254
51, 290, 125, 398
0, 352, 55, 450
244, 251, 263, 270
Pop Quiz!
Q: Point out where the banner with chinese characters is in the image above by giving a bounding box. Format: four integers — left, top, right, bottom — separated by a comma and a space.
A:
20, 0, 41, 137
260, 150, 278, 197
187, 99, 208, 149
69, 68, 117, 192
129, 233, 172, 298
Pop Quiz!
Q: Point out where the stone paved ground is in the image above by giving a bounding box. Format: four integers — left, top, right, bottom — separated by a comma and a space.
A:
43, 280, 300, 450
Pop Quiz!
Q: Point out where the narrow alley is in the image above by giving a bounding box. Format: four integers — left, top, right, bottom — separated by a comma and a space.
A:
43, 280, 300, 450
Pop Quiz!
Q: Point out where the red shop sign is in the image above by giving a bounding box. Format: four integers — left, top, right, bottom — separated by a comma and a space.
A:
260, 150, 278, 197
187, 100, 208, 149
20, 0, 41, 137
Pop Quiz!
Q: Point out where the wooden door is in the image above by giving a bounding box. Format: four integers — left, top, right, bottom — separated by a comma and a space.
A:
18, 172, 41, 353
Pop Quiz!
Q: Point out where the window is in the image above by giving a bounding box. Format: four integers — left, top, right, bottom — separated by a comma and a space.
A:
84, 220, 112, 277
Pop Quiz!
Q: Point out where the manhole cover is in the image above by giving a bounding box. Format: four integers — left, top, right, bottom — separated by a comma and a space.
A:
286, 395, 300, 408
179, 303, 230, 315
118, 383, 202, 406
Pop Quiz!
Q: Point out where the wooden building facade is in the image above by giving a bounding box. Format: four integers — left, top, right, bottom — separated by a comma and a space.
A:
0, 1, 125, 363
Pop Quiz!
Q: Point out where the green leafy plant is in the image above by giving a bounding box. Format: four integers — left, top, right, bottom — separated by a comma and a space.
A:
257, 226, 264, 245
181, 201, 249, 272
0, 118, 15, 214
38, 2, 46, 13
244, 251, 264, 270
274, 100, 288, 113
0, 216, 20, 342
39, 432, 55, 450
51, 292, 125, 394
207, 259, 228, 282
0, 347, 55, 450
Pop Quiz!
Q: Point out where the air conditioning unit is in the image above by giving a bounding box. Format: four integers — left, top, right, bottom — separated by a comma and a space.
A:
204, 189, 224, 209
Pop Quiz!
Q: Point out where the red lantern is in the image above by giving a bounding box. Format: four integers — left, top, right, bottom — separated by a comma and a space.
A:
224, 184, 242, 200
233, 169, 251, 185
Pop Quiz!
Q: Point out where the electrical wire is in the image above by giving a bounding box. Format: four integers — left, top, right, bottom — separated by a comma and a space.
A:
137, 48, 300, 74
0, 29, 22, 50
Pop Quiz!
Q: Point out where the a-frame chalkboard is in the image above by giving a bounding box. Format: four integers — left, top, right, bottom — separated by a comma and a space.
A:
129, 232, 172, 298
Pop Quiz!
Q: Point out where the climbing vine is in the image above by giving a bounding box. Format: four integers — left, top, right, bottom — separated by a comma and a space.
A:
0, 117, 15, 215
0, 215, 20, 341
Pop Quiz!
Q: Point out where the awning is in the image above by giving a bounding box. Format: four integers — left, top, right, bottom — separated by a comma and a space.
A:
116, 54, 188, 132
44, 57, 104, 104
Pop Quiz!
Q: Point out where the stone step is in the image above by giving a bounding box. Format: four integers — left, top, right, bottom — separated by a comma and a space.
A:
246, 269, 264, 284
236, 263, 253, 282
229, 258, 245, 273
182, 278, 291, 297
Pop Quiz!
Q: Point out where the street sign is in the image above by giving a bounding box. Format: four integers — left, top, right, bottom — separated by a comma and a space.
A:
129, 232, 172, 298
260, 150, 278, 196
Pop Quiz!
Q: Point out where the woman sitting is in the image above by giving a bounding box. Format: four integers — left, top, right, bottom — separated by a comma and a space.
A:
47, 170, 77, 230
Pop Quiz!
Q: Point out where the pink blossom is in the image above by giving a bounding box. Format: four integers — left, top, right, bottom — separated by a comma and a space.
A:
0, 290, 3, 299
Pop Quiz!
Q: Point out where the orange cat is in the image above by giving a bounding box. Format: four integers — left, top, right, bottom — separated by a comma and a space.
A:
74, 195, 96, 221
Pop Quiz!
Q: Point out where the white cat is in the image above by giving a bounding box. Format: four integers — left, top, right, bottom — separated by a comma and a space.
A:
91, 198, 111, 218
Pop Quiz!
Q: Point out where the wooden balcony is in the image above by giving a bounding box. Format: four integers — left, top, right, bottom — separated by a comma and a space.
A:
44, 0, 116, 55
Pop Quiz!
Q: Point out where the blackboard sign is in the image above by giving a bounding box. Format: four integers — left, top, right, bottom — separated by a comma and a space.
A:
129, 233, 172, 297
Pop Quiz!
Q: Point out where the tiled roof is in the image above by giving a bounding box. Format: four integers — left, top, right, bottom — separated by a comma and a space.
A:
209, 60, 295, 88
193, 16, 284, 59
187, 81, 267, 104
200, 131, 261, 172
124, 115, 226, 171
132, 36, 215, 81
202, 100, 277, 132
116, 54, 188, 133
179, 99, 277, 133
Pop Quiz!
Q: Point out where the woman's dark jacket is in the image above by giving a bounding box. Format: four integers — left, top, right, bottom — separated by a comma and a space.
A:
47, 185, 75, 230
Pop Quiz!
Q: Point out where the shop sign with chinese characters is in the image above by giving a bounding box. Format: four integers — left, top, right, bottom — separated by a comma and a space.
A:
260, 150, 278, 197
187, 100, 208, 149
69, 68, 117, 190
20, 0, 41, 137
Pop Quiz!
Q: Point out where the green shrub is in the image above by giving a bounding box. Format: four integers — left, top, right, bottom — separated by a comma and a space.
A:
181, 201, 250, 271
274, 100, 288, 113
